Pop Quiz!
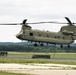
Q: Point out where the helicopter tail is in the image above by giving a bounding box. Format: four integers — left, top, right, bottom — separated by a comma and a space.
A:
60, 25, 76, 40
59, 17, 76, 40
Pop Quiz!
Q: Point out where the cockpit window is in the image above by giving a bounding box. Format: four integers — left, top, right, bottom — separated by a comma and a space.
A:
23, 31, 25, 34
30, 33, 33, 36
19, 30, 23, 34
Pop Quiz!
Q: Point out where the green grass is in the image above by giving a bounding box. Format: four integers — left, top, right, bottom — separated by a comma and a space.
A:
0, 52, 76, 65
0, 71, 32, 75
51, 53, 76, 59
8, 52, 76, 59
8, 52, 76, 60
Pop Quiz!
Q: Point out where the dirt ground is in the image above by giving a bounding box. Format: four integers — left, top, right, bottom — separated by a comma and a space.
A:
0, 63, 76, 75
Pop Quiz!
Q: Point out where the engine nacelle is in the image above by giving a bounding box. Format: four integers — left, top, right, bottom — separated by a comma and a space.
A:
62, 30, 73, 35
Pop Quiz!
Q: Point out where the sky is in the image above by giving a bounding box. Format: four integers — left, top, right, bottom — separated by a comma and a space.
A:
0, 0, 76, 42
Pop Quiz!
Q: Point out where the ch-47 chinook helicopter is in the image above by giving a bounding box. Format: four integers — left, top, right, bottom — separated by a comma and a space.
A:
0, 17, 76, 48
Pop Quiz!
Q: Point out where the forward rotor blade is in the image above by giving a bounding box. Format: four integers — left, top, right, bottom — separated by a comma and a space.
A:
27, 21, 68, 24
0, 22, 68, 25
0, 23, 22, 25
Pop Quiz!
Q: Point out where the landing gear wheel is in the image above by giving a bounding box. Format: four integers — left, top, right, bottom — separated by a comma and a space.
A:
40, 43, 44, 46
60, 44, 63, 48
67, 44, 70, 48
34, 43, 37, 47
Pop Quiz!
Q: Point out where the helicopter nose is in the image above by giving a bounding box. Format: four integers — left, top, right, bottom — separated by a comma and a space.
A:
16, 34, 22, 39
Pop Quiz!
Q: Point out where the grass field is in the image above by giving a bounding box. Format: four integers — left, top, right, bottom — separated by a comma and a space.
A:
0, 52, 76, 65
0, 52, 76, 75
8, 52, 76, 59
0, 71, 32, 75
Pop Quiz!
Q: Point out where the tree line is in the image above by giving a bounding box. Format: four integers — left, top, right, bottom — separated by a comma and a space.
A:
0, 45, 76, 53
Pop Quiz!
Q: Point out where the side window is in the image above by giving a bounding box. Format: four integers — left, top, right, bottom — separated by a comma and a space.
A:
30, 33, 33, 36
58, 36, 60, 39
47, 35, 49, 37
23, 31, 25, 34
39, 34, 41, 36
55, 36, 56, 38
63, 37, 65, 39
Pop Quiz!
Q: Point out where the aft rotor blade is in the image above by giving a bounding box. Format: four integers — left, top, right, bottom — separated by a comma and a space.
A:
65, 17, 73, 25
72, 23, 76, 24
65, 17, 76, 25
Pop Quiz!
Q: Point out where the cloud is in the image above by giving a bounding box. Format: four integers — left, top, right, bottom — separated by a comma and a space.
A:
0, 0, 76, 20
0, 0, 76, 42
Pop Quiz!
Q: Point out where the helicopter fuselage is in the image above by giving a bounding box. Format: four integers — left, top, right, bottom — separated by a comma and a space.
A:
16, 26, 74, 45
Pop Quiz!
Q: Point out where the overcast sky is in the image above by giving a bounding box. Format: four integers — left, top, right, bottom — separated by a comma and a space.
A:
0, 0, 76, 42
